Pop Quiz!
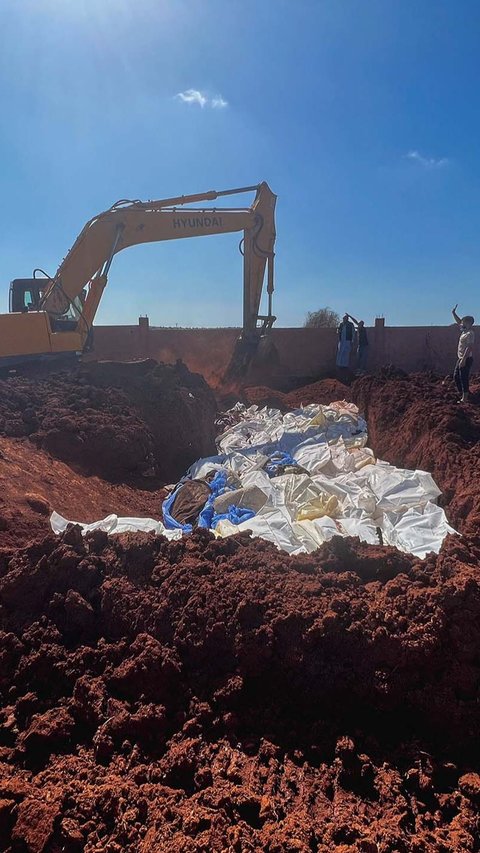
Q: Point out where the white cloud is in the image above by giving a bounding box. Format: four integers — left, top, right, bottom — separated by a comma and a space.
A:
176, 89, 228, 110
211, 95, 228, 109
405, 150, 449, 169
176, 89, 207, 108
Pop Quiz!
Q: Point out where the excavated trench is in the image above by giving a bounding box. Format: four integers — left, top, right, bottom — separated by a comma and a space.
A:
0, 365, 479, 852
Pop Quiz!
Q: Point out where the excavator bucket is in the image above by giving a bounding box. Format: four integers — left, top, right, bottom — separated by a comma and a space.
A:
223, 336, 258, 383
223, 331, 279, 384
253, 333, 279, 367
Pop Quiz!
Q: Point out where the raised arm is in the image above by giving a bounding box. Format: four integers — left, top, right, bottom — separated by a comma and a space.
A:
452, 304, 462, 325
347, 313, 359, 326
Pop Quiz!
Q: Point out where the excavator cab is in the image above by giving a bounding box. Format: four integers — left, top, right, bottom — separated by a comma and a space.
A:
9, 278, 84, 332
9, 279, 43, 313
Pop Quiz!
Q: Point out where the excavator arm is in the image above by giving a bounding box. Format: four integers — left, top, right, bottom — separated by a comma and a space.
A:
38, 182, 277, 352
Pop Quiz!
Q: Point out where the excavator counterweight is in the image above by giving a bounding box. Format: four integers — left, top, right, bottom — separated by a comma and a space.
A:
3, 183, 277, 378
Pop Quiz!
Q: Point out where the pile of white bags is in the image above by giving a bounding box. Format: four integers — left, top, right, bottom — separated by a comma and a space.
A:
51, 401, 455, 559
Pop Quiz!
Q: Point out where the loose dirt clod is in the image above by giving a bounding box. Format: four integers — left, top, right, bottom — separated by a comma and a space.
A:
0, 368, 479, 851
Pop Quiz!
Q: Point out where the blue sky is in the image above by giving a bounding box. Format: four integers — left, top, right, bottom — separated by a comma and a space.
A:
1, 0, 480, 328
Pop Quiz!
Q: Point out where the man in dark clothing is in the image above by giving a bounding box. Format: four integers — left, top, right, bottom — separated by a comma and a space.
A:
336, 314, 355, 368
452, 305, 474, 402
348, 314, 369, 372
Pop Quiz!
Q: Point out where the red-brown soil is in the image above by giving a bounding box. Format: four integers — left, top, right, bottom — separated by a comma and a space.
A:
234, 378, 352, 411
0, 368, 480, 851
1, 528, 480, 852
0, 360, 216, 484
0, 436, 166, 551
283, 377, 353, 409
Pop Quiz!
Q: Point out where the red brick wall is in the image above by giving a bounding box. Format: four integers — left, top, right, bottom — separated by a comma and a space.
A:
85, 320, 474, 382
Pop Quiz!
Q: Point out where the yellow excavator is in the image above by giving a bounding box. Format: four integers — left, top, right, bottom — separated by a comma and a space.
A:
3, 182, 277, 377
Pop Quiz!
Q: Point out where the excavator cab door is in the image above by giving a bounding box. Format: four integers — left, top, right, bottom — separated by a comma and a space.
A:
9, 279, 43, 314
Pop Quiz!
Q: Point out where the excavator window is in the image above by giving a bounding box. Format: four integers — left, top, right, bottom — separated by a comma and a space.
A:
9, 279, 42, 314
23, 290, 34, 310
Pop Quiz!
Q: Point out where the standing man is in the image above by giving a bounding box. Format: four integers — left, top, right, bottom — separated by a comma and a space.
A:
452, 305, 475, 403
336, 313, 355, 370
348, 314, 369, 373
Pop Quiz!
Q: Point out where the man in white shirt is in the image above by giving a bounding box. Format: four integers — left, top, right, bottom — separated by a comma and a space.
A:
452, 305, 475, 402
336, 314, 355, 370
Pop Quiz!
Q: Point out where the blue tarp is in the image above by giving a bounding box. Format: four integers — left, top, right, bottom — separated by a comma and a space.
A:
211, 505, 255, 528
197, 470, 230, 528
264, 451, 299, 478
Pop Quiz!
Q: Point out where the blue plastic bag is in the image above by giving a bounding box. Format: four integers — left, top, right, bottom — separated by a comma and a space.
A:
264, 451, 298, 478
211, 505, 255, 529
198, 470, 229, 528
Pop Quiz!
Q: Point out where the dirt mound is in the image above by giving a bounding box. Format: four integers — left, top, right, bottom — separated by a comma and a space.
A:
0, 526, 479, 851
0, 360, 216, 483
0, 436, 167, 550
352, 372, 480, 532
284, 377, 352, 408
241, 385, 289, 409
240, 378, 352, 411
